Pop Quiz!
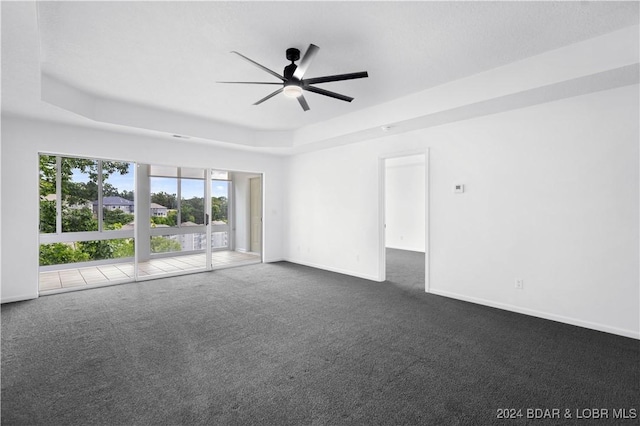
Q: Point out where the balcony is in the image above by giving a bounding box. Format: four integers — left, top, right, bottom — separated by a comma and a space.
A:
39, 251, 261, 292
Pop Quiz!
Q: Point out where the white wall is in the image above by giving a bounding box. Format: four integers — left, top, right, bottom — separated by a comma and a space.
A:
285, 85, 639, 338
385, 156, 426, 252
0, 117, 286, 303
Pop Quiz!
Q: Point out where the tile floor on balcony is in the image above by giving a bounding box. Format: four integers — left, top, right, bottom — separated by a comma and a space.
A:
39, 251, 261, 292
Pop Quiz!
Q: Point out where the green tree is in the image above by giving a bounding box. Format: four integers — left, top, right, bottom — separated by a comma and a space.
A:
151, 192, 177, 209
110, 238, 134, 258
103, 209, 134, 229
39, 243, 89, 266
59, 158, 129, 205
150, 236, 182, 253
119, 190, 135, 201
78, 240, 113, 260
211, 196, 228, 222
39, 200, 56, 233
39, 155, 57, 197
181, 197, 204, 224
62, 208, 98, 232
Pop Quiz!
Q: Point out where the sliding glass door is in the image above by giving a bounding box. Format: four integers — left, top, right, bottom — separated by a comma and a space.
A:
142, 165, 207, 278
39, 157, 264, 293
210, 171, 231, 252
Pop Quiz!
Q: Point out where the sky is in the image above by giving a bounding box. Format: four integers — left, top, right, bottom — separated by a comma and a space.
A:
72, 163, 229, 199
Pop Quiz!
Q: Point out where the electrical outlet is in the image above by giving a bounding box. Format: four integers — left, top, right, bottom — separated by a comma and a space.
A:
515, 279, 524, 290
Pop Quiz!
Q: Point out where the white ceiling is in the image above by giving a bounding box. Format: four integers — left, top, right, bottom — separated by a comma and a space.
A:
32, 1, 639, 132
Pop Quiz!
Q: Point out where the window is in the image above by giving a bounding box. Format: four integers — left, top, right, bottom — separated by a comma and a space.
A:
39, 155, 57, 234
38, 154, 135, 266
61, 157, 98, 232
149, 166, 206, 229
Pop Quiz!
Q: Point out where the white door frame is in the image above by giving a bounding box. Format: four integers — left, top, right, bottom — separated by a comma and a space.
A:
249, 176, 263, 255
378, 149, 430, 292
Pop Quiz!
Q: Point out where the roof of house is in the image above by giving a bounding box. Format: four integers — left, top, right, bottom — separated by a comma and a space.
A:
150, 203, 167, 209
93, 196, 134, 206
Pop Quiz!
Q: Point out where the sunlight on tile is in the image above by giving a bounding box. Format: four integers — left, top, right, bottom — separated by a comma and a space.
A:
39, 251, 260, 292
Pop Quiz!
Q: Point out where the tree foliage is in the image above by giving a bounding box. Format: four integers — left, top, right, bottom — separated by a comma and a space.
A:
39, 156, 130, 198
151, 192, 177, 209
182, 197, 203, 224
150, 236, 182, 253
103, 209, 134, 228
39, 200, 56, 233
211, 196, 228, 222
39, 243, 90, 266
62, 207, 98, 232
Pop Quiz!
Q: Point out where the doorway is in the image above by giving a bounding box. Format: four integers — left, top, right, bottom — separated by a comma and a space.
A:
380, 153, 428, 293
216, 172, 262, 267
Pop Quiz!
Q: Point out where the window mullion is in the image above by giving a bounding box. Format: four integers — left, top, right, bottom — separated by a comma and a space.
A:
56, 156, 62, 234
177, 167, 182, 227
98, 160, 103, 232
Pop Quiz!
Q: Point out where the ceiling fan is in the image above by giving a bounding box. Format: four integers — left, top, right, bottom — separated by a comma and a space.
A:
218, 44, 368, 111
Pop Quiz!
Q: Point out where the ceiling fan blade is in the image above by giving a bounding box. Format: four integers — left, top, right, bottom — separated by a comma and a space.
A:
253, 88, 284, 105
297, 94, 310, 111
292, 44, 319, 81
303, 71, 368, 85
231, 51, 285, 81
217, 81, 283, 85
304, 85, 353, 102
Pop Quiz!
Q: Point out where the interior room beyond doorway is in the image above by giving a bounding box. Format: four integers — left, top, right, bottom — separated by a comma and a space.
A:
383, 154, 427, 291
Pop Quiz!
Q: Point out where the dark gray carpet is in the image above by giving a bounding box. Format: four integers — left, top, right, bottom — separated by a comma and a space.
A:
2, 253, 638, 425
386, 248, 426, 294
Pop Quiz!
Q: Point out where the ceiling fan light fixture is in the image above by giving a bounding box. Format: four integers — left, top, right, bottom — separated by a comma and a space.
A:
283, 84, 303, 98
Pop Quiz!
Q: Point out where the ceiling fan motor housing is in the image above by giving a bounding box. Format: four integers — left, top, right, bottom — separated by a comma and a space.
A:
284, 48, 300, 81
286, 48, 300, 62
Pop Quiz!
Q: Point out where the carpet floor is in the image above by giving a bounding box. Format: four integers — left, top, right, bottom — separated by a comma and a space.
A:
1, 250, 638, 425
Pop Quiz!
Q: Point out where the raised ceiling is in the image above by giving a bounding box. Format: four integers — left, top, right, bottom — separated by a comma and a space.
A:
1, 1, 638, 152
35, 1, 638, 131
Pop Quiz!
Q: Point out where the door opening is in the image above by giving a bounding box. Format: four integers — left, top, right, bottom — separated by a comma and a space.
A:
381, 153, 428, 293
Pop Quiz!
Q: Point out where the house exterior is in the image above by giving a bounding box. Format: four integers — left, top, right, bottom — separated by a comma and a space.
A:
93, 196, 134, 214
150, 203, 168, 217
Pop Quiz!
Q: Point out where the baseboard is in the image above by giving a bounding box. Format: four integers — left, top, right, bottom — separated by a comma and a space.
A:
429, 288, 640, 340
286, 258, 381, 282
1, 293, 38, 304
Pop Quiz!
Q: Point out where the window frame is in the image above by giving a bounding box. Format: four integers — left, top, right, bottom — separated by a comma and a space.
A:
38, 153, 136, 245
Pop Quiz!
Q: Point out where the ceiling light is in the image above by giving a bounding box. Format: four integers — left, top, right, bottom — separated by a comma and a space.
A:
283, 84, 303, 98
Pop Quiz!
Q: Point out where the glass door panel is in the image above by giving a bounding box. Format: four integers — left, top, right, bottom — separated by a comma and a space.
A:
141, 166, 207, 279
180, 178, 205, 226
211, 178, 230, 251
